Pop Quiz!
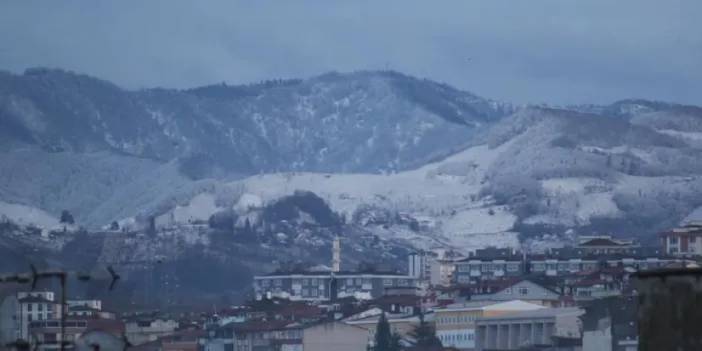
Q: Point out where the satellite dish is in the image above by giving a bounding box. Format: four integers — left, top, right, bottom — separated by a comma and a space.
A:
74, 331, 126, 351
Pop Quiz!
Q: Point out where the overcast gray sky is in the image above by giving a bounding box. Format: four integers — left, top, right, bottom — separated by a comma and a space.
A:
1, 0, 700, 105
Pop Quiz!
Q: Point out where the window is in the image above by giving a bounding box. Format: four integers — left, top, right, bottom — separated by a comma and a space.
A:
669, 237, 679, 245
346, 278, 354, 285
310, 278, 318, 285
28, 304, 33, 312
38, 303, 43, 311
302, 279, 309, 285
261, 279, 270, 287
519, 287, 529, 295
532, 263, 545, 271
507, 264, 519, 272
383, 279, 393, 286
274, 279, 282, 287
355, 278, 362, 285
691, 236, 697, 243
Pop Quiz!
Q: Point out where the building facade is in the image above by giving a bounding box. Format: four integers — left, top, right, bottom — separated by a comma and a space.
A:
302, 322, 368, 351
253, 272, 418, 301
434, 300, 547, 350
471, 280, 562, 307
454, 248, 525, 284
659, 222, 702, 256
474, 307, 583, 351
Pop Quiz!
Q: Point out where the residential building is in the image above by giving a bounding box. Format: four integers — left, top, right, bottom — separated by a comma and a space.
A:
408, 251, 432, 280
27, 319, 87, 351
575, 235, 639, 255
14, 292, 63, 341
659, 222, 702, 256
303, 321, 368, 351
160, 329, 206, 351
233, 321, 301, 351
453, 248, 525, 284
429, 259, 456, 287
253, 272, 418, 302
125, 318, 179, 345
530, 247, 686, 277
474, 307, 584, 351
434, 300, 546, 350
66, 299, 115, 319
471, 279, 563, 307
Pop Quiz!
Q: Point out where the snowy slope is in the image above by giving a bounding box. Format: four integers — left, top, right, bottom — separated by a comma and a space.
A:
0, 200, 60, 228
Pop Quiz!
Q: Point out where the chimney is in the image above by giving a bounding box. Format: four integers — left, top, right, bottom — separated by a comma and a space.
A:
332, 236, 341, 273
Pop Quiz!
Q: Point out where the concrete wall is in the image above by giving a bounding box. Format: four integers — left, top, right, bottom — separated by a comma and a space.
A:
583, 328, 612, 351
303, 322, 368, 351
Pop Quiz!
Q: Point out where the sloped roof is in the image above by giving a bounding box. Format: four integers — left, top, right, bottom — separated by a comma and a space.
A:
482, 300, 548, 312
477, 307, 583, 321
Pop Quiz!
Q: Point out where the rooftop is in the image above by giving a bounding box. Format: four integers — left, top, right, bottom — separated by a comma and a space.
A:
18, 296, 56, 304
476, 307, 583, 322
257, 270, 408, 277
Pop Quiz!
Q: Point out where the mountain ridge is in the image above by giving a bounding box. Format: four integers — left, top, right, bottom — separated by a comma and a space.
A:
1, 67, 701, 240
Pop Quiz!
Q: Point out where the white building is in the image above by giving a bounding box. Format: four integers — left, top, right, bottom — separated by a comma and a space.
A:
15, 292, 63, 341
434, 300, 547, 350
475, 307, 584, 351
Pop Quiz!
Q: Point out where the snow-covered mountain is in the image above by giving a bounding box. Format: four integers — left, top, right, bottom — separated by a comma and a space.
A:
0, 68, 510, 227
1, 67, 702, 247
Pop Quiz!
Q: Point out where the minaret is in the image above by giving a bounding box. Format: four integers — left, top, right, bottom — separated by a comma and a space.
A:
332, 236, 341, 273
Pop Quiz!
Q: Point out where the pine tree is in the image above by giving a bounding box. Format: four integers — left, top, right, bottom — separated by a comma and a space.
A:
60, 210, 75, 224
409, 312, 442, 348
373, 313, 401, 351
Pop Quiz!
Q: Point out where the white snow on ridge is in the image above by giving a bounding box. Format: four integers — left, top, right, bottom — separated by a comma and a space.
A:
0, 201, 60, 228
222, 143, 521, 250
172, 193, 219, 224
657, 129, 702, 142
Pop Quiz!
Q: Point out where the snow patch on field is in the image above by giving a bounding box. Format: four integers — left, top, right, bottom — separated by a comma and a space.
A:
220, 143, 521, 251
173, 193, 219, 223
0, 201, 60, 228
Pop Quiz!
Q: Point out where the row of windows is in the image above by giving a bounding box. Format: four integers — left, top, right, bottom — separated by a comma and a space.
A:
437, 315, 477, 324
439, 332, 474, 343
258, 277, 414, 288
26, 303, 51, 312
26, 313, 54, 322
456, 264, 521, 272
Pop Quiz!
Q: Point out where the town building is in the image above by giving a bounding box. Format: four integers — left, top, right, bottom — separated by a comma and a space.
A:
429, 258, 457, 287
659, 222, 702, 256
474, 307, 584, 351
575, 235, 639, 255
125, 317, 179, 345
302, 321, 368, 351
253, 272, 418, 302
453, 248, 525, 284
433, 300, 546, 350
408, 251, 433, 281
471, 279, 563, 307
9, 292, 64, 341
530, 247, 686, 277
27, 319, 87, 350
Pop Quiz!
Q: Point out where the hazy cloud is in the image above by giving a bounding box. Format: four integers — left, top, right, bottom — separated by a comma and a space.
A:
1, 0, 700, 105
